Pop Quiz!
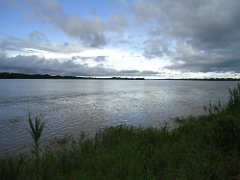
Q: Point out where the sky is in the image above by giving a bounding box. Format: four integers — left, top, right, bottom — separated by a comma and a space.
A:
0, 0, 240, 79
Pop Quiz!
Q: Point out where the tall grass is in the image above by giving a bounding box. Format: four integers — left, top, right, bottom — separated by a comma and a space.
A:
228, 83, 240, 110
0, 153, 25, 180
1, 83, 240, 179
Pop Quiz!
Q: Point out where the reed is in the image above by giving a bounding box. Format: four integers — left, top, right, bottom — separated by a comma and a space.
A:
27, 114, 45, 176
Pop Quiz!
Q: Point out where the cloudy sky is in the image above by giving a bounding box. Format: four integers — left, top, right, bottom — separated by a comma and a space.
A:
0, 0, 240, 78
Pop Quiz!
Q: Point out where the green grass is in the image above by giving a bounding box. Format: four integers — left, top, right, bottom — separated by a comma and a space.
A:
1, 84, 240, 179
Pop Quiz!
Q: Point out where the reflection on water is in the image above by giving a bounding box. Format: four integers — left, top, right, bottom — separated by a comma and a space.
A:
0, 79, 239, 153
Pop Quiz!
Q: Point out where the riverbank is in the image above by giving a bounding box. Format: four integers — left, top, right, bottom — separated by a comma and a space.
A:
1, 85, 240, 179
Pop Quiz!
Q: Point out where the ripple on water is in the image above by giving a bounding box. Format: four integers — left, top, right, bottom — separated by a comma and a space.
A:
0, 80, 239, 154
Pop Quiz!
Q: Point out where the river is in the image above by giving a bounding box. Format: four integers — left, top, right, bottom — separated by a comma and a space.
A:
0, 79, 239, 153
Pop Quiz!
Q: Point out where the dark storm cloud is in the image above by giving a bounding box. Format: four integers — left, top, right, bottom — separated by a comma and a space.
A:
0, 54, 153, 76
27, 0, 107, 47
0, 54, 115, 76
140, 70, 159, 75
93, 56, 108, 62
131, 0, 240, 45
130, 0, 240, 73
119, 70, 140, 75
143, 39, 171, 59
71, 56, 92, 61
167, 49, 240, 73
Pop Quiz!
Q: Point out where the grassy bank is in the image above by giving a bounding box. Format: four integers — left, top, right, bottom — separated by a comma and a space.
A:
1, 85, 240, 179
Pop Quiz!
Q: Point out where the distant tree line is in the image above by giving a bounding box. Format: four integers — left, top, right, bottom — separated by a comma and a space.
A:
0, 72, 145, 80
1, 72, 239, 81
152, 78, 240, 81
0, 72, 85, 79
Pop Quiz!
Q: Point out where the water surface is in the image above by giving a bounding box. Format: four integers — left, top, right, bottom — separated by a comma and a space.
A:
0, 79, 239, 153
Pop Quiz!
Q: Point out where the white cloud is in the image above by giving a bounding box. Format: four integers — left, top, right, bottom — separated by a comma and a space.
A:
2, 0, 240, 78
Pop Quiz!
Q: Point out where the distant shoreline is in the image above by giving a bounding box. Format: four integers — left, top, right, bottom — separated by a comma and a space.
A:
0, 72, 240, 81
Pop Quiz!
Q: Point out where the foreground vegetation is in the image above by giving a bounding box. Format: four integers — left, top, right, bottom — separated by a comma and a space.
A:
1, 85, 240, 179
